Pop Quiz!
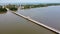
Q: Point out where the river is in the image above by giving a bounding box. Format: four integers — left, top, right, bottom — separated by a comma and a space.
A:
17, 6, 60, 31
0, 9, 56, 34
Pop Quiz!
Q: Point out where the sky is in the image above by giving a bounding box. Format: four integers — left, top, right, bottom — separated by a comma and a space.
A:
0, 0, 60, 3
21, 0, 60, 3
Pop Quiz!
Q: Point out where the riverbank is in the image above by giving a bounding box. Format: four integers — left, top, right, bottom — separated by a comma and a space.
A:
21, 3, 60, 9
0, 3, 60, 11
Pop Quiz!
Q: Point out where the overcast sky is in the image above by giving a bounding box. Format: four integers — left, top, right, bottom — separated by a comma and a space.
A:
0, 0, 60, 3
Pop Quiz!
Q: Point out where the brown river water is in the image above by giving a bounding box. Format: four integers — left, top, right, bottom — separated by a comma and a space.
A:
0, 10, 56, 34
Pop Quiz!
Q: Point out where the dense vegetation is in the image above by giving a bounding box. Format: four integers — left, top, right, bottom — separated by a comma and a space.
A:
9, 7, 17, 11
21, 3, 60, 9
0, 6, 7, 12
6, 5, 18, 11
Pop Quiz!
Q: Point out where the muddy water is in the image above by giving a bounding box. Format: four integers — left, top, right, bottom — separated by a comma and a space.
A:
0, 10, 56, 34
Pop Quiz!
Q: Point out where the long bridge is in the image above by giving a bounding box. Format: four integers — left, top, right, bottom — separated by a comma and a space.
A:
5, 7, 60, 34
12, 11, 60, 34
